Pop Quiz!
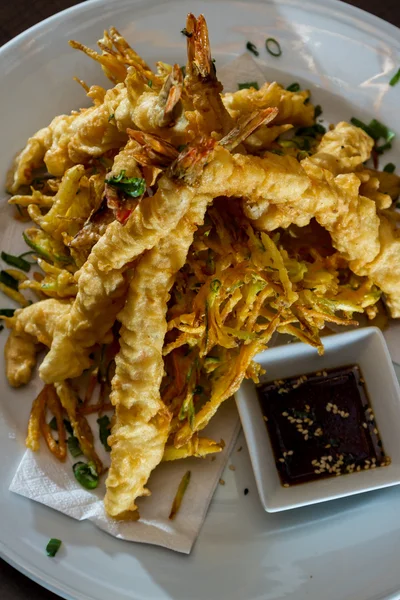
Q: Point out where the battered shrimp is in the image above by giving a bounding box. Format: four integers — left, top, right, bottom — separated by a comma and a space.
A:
183, 13, 234, 139
3, 299, 72, 387
105, 195, 209, 518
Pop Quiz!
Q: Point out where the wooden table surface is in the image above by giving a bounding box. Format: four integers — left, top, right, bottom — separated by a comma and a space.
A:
0, 0, 399, 598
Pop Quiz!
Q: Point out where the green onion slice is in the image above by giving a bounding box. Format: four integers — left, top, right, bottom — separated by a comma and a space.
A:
105, 171, 146, 198
389, 68, 400, 87
383, 163, 396, 173
314, 105, 323, 119
0, 271, 19, 290
73, 461, 99, 489
68, 436, 83, 458
0, 309, 15, 317
246, 41, 259, 57
286, 82, 300, 92
376, 142, 392, 155
1, 251, 32, 272
46, 538, 62, 557
210, 279, 221, 293
265, 37, 282, 57
97, 415, 111, 452
238, 82, 259, 90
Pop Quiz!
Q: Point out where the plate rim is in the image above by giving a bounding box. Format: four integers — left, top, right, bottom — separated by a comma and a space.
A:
1, 0, 400, 599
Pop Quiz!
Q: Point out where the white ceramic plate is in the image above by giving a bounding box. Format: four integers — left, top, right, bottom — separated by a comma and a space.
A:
1, 1, 400, 599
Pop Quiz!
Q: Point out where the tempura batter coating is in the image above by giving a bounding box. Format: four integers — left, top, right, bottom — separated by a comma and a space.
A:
105, 196, 210, 518
222, 81, 315, 126
40, 148, 211, 383
3, 299, 71, 387
315, 121, 374, 174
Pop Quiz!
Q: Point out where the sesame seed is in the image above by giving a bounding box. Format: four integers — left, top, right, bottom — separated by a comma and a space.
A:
373, 428, 378, 434
325, 444, 331, 449
371, 464, 376, 468
305, 404, 310, 411
356, 466, 361, 471
322, 371, 328, 377
283, 452, 287, 457
279, 458, 285, 463
296, 419, 302, 424
288, 450, 294, 456
362, 422, 368, 429
219, 478, 225, 485
229, 465, 236, 471
314, 470, 321, 474
263, 416, 268, 422
283, 483, 289, 488
372, 458, 376, 463
336, 472, 341, 476
304, 435, 309, 440
282, 412, 289, 417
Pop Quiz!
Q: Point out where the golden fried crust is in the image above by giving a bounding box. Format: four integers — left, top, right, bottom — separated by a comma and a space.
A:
315, 121, 374, 174
3, 299, 72, 387
222, 81, 315, 126
105, 196, 209, 518
5, 332, 37, 388
356, 215, 400, 317
39, 174, 200, 383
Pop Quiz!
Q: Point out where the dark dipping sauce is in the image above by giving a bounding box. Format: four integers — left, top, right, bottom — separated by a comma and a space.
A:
257, 365, 390, 487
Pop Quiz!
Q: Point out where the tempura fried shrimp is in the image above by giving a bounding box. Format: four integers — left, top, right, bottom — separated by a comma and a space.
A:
3, 299, 72, 387
105, 196, 209, 518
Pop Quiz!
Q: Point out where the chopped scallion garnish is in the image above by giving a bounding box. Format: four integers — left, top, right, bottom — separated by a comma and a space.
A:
108, 114, 115, 122
246, 41, 259, 57
383, 163, 396, 173
238, 82, 259, 90
73, 461, 99, 490
389, 68, 400, 87
0, 270, 19, 291
97, 415, 111, 452
265, 37, 282, 57
0, 309, 15, 317
105, 171, 146, 198
46, 538, 62, 558
68, 436, 83, 458
1, 251, 32, 272
314, 105, 323, 119
286, 82, 300, 92
376, 142, 392, 155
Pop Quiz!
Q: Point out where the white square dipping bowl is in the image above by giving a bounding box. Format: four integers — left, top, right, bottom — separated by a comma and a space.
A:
235, 327, 400, 512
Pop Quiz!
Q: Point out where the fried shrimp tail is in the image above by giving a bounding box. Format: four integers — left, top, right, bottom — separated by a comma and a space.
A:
184, 14, 234, 138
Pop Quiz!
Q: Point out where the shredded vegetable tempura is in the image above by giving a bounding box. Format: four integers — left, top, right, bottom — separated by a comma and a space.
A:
2, 13, 399, 519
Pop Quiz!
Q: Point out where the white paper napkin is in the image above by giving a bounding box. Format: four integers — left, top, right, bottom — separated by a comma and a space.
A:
10, 398, 240, 554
